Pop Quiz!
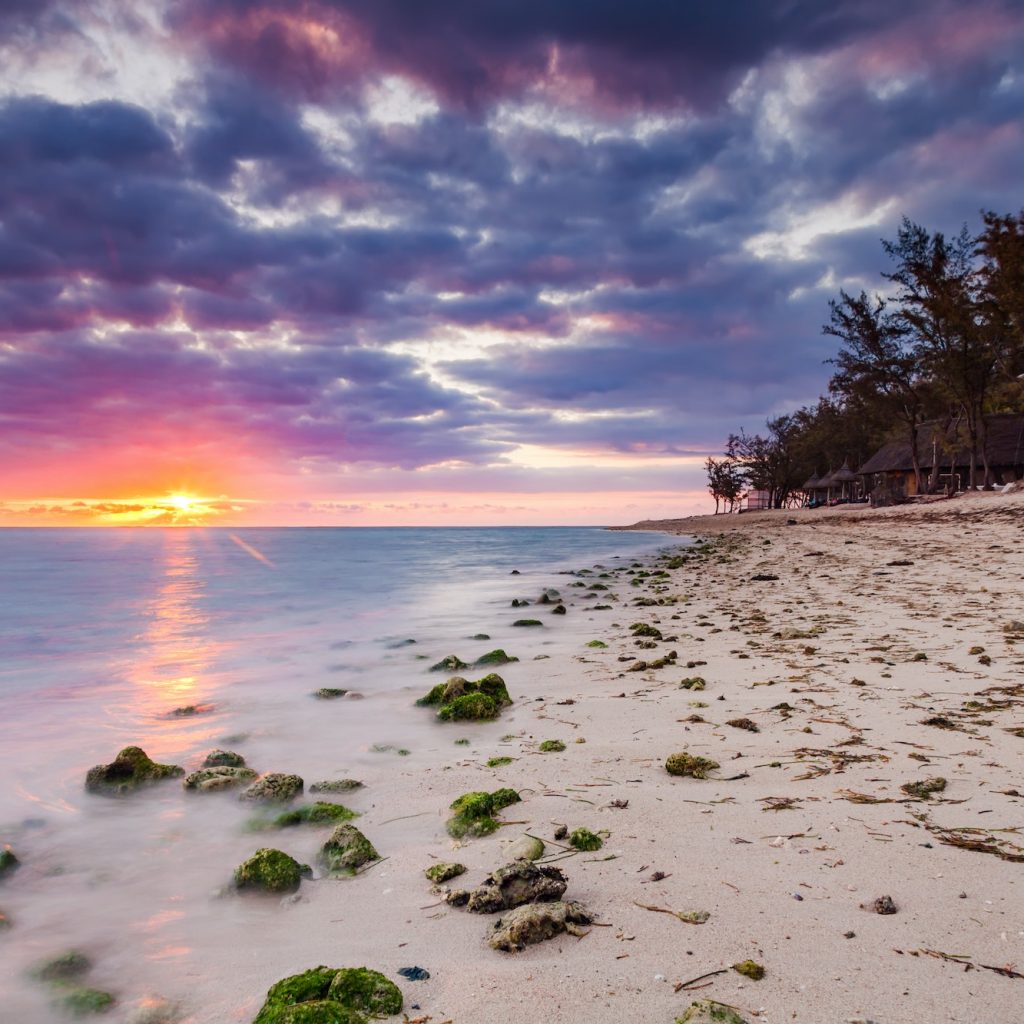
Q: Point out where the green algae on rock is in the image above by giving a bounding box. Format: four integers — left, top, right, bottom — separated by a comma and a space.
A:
488, 900, 593, 952
568, 827, 602, 852
234, 848, 311, 894
679, 677, 706, 690
486, 756, 514, 767
0, 846, 19, 879
474, 649, 519, 666
33, 951, 93, 982
240, 773, 304, 803
538, 739, 565, 753
512, 619, 543, 627
85, 747, 185, 796
585, 640, 608, 648
900, 776, 947, 800
184, 766, 258, 792
318, 824, 379, 875
429, 654, 469, 673
310, 779, 363, 794
438, 692, 500, 721
252, 966, 402, 1024
449, 860, 567, 913
665, 752, 719, 779
313, 688, 348, 700
447, 788, 520, 839
202, 749, 246, 769
732, 959, 765, 980
59, 985, 116, 1016
418, 673, 512, 722
630, 623, 662, 639
273, 802, 357, 827
675, 999, 750, 1024
424, 862, 466, 884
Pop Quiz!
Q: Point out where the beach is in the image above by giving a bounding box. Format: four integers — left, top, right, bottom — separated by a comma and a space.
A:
3, 499, 1024, 1024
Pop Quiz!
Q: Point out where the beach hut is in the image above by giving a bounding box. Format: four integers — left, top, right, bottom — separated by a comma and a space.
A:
802, 473, 826, 507
858, 412, 1024, 503
830, 461, 859, 501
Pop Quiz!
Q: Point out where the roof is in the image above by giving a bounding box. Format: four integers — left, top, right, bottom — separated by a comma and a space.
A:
802, 473, 823, 489
830, 460, 858, 483
858, 413, 1024, 475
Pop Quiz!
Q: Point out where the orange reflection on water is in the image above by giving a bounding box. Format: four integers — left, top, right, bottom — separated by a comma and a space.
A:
122, 531, 228, 756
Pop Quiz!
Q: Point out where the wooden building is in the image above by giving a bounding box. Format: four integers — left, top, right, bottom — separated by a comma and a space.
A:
858, 412, 1024, 503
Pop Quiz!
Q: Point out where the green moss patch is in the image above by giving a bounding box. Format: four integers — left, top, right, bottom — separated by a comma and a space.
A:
568, 828, 603, 852
538, 740, 565, 753
252, 966, 402, 1024
665, 753, 719, 779
234, 848, 311, 894
418, 673, 512, 722
429, 655, 468, 673
447, 788, 521, 839
273, 802, 358, 827
425, 862, 466, 884
512, 619, 543, 627
318, 825, 379, 875
474, 649, 519, 666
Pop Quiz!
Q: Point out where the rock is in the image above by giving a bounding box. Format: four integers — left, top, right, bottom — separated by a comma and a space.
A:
184, 766, 257, 792
234, 849, 311, 894
0, 847, 19, 879
273, 802, 357, 827
872, 894, 898, 915
726, 718, 759, 733
488, 900, 593, 951
630, 623, 662, 639
60, 986, 116, 1016
675, 1000, 750, 1024
33, 951, 93, 982
568, 828, 602, 851
450, 861, 567, 913
252, 966, 402, 1024
665, 752, 719, 779
505, 835, 545, 861
679, 677, 706, 690
551, 604, 566, 615
732, 959, 765, 980
512, 619, 543, 627
240, 773, 304, 803
202, 749, 246, 769
396, 966, 429, 981
447, 788, 520, 839
424, 862, 466, 884
318, 824, 379, 875
473, 649, 519, 667
900, 777, 946, 800
309, 779, 363, 794
85, 747, 184, 796
430, 655, 468, 673
418, 673, 512, 722
438, 692, 501, 721
538, 739, 565, 752
313, 688, 348, 700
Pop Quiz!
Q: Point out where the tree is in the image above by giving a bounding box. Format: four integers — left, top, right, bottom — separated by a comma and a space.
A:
824, 289, 929, 492
883, 218, 998, 488
705, 456, 743, 513
977, 209, 1024, 408
726, 415, 803, 509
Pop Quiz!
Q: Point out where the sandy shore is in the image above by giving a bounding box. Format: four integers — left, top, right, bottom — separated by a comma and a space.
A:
8, 498, 1024, 1024
216, 490, 1023, 1024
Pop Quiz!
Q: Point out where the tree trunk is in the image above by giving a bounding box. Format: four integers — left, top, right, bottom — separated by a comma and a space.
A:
907, 421, 923, 495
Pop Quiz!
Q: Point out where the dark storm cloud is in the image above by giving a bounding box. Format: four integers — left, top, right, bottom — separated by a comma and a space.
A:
0, 0, 1022, 481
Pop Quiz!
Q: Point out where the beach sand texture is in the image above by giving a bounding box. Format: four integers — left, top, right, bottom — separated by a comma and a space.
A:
6, 492, 1024, 1024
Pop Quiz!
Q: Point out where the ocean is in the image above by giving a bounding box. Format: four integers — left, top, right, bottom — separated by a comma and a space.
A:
0, 526, 677, 1021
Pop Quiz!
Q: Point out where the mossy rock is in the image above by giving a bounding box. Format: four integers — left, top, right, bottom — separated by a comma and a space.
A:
437, 692, 499, 721
252, 966, 402, 1024
85, 747, 184, 797
0, 847, 19, 879
33, 951, 92, 982
512, 619, 543, 627
679, 677, 706, 691
585, 640, 608, 648
538, 740, 565, 753
203, 749, 246, 769
447, 788, 520, 839
429, 655, 468, 673
419, 673, 512, 721
474, 649, 519, 667
318, 825, 379, 875
665, 753, 719, 779
240, 773, 304, 803
732, 960, 765, 980
273, 803, 357, 827
630, 623, 662, 638
568, 828, 602, 852
59, 986, 116, 1016
234, 848, 311, 894
487, 756, 514, 768
310, 779, 363, 794
900, 777, 946, 800
184, 766, 258, 792
313, 688, 348, 700
675, 1000, 749, 1024
424, 862, 466, 884
551, 605, 566, 615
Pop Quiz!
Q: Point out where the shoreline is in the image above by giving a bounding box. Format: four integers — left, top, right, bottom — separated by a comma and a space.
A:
4, 504, 1024, 1023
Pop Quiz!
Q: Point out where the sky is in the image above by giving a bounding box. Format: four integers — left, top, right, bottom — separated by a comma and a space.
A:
0, 1, 1022, 526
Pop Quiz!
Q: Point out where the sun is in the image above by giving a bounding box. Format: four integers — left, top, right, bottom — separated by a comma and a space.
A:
167, 493, 200, 513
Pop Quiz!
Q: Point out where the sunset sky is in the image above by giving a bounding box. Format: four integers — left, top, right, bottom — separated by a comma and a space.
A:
1, 1, 1022, 525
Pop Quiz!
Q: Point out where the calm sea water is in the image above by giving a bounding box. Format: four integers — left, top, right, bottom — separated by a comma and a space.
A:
0, 526, 675, 1022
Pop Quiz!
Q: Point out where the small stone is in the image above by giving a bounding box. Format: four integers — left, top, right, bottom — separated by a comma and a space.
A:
202, 749, 246, 769
318, 824, 379, 875
871, 895, 898, 915
675, 999, 750, 1024
488, 900, 593, 951
183, 766, 257, 792
309, 779, 364, 794
0, 847, 19, 879
665, 753, 719, 779
424, 862, 466, 884
505, 835, 545, 861
732, 959, 765, 980
240, 773, 304, 803
313, 688, 348, 699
